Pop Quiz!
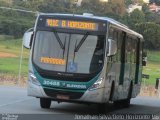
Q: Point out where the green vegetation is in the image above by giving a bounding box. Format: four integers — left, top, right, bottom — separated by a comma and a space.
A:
142, 51, 160, 85
0, 58, 28, 75
0, 0, 160, 50
0, 37, 29, 76
147, 51, 160, 64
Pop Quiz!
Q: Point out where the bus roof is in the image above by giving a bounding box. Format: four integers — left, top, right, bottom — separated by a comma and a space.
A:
38, 13, 143, 40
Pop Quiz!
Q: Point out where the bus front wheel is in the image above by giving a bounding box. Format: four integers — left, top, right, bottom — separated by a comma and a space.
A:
40, 98, 51, 109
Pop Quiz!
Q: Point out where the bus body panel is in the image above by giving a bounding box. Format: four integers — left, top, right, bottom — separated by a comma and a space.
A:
26, 13, 144, 105
27, 54, 108, 103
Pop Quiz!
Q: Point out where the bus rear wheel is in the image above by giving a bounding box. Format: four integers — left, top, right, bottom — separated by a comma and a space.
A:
114, 99, 130, 108
114, 84, 132, 108
40, 98, 51, 109
122, 99, 130, 107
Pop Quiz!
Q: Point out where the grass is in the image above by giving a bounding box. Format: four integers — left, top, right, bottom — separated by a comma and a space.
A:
147, 51, 160, 63
142, 51, 160, 85
0, 37, 29, 77
0, 58, 28, 75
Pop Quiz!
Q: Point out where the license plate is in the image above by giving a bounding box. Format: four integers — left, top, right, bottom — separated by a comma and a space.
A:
57, 95, 69, 100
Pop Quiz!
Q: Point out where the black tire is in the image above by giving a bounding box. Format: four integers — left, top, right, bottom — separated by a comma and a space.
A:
113, 100, 122, 108
109, 82, 115, 101
114, 83, 132, 108
123, 82, 133, 107
114, 99, 130, 108
40, 98, 51, 109
122, 99, 130, 108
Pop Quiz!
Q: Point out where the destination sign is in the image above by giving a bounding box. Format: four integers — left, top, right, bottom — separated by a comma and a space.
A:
46, 19, 98, 31
41, 57, 65, 65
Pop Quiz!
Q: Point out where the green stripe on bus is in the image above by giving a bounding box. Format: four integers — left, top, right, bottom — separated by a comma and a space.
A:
33, 67, 101, 90
135, 64, 140, 84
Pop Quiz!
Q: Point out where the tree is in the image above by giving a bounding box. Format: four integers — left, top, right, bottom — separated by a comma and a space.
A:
110, 0, 126, 17
150, 0, 160, 5
80, 0, 126, 18
142, 3, 150, 13
0, 0, 13, 6
145, 11, 160, 24
38, 0, 73, 13
128, 9, 145, 30
136, 22, 160, 50
133, 0, 144, 5
125, 0, 133, 6
80, 0, 104, 15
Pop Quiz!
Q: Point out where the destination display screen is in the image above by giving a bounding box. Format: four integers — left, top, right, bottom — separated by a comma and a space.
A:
40, 57, 65, 65
46, 19, 99, 31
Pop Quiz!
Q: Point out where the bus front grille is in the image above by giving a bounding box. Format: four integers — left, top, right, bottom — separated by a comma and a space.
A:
43, 88, 84, 99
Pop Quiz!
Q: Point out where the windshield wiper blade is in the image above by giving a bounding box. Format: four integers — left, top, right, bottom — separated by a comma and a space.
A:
74, 32, 89, 52
63, 36, 67, 59
73, 39, 78, 62
53, 30, 65, 50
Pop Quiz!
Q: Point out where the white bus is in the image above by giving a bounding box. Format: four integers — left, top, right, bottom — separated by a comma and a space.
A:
23, 13, 146, 112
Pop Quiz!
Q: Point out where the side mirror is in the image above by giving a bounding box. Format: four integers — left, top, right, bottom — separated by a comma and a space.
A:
142, 51, 147, 66
107, 39, 117, 56
23, 28, 33, 49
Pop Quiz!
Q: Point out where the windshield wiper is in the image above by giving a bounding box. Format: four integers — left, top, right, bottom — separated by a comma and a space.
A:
53, 30, 65, 50
73, 39, 78, 62
52, 30, 66, 58
74, 32, 89, 52
63, 36, 67, 59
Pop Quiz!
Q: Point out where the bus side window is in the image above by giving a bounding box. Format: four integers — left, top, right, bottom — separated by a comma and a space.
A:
126, 37, 132, 63
125, 36, 128, 63
130, 38, 133, 63
118, 31, 123, 62
108, 28, 114, 39
108, 28, 118, 62
114, 31, 118, 62
133, 39, 138, 64
139, 40, 143, 65
136, 38, 140, 65
108, 28, 114, 62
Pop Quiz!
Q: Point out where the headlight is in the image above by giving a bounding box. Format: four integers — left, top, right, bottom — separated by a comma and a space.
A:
89, 77, 104, 91
29, 73, 41, 86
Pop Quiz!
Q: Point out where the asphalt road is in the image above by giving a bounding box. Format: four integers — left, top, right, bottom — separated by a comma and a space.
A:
0, 86, 160, 120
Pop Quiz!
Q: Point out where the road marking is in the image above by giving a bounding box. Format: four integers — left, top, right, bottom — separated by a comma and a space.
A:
0, 98, 33, 107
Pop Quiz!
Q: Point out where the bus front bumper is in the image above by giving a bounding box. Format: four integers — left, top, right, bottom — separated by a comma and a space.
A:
27, 81, 105, 103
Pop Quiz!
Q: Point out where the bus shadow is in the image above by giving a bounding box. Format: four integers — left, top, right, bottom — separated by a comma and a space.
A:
49, 102, 132, 115
49, 102, 160, 115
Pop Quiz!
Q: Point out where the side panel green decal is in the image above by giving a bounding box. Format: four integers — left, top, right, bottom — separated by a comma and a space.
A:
135, 64, 140, 84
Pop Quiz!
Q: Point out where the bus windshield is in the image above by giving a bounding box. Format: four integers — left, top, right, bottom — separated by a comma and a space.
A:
33, 31, 105, 74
